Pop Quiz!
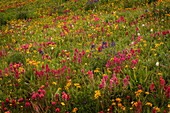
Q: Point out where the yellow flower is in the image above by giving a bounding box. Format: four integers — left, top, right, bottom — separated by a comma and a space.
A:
121, 106, 126, 111
110, 58, 114, 61
160, 42, 164, 44
158, 73, 162, 75
143, 40, 146, 43
72, 107, 78, 112
18, 79, 21, 83
151, 48, 155, 51
86, 50, 89, 53
94, 70, 100, 73
74, 83, 81, 88
168, 104, 170, 108
61, 102, 65, 106
134, 102, 138, 107
145, 102, 152, 107
156, 107, 160, 112
52, 82, 57, 85
116, 98, 121, 102
94, 90, 101, 99
145, 92, 149, 95
138, 90, 143, 93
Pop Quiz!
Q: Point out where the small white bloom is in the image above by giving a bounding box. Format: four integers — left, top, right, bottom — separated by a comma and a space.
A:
151, 29, 153, 32
51, 47, 54, 50
156, 62, 159, 66
131, 42, 134, 45
161, 19, 164, 21
65, 50, 67, 52
138, 33, 140, 36
142, 24, 145, 26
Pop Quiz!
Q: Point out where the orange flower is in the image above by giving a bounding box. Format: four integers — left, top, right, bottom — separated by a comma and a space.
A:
112, 102, 116, 105
116, 98, 121, 102
72, 107, 78, 112
118, 103, 122, 107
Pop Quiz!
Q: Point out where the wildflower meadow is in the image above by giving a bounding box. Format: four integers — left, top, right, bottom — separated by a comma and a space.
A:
0, 0, 169, 112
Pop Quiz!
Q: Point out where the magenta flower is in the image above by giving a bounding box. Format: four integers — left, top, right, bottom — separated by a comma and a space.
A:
5, 98, 9, 103
25, 102, 31, 108
152, 108, 156, 113
32, 94, 36, 100
52, 102, 56, 106
55, 108, 60, 112
39, 94, 44, 99
162, 31, 166, 35
138, 85, 141, 89
150, 83, 155, 91
81, 69, 84, 74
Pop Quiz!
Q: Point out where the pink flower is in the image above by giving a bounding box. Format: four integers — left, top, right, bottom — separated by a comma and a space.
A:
138, 85, 141, 89
152, 108, 156, 113
78, 57, 81, 64
162, 31, 166, 35
55, 108, 60, 112
81, 69, 84, 74
150, 83, 155, 91
157, 32, 160, 35
32, 94, 36, 100
6, 98, 9, 103
3, 107, 7, 111
94, 17, 99, 21
116, 81, 119, 86
25, 102, 31, 108
136, 27, 139, 31
39, 94, 44, 99
52, 102, 56, 106
127, 96, 130, 99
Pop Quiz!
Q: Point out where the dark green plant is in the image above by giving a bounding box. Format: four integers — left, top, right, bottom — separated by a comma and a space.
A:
84, 1, 99, 11
7, 52, 26, 65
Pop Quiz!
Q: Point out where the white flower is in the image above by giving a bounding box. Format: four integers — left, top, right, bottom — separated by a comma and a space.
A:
142, 24, 145, 27
151, 29, 153, 32
51, 47, 54, 50
65, 50, 67, 52
156, 62, 159, 66
138, 33, 140, 36
131, 42, 134, 45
